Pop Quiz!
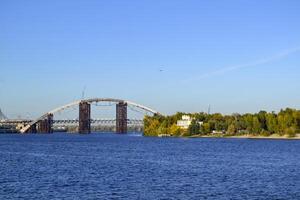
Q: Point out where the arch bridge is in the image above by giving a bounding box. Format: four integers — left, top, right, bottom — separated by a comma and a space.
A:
20, 98, 160, 134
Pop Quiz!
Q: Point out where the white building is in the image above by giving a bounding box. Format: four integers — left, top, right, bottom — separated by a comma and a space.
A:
177, 115, 193, 129
177, 115, 203, 129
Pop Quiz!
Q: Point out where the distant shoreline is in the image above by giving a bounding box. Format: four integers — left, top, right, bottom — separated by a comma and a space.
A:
189, 134, 300, 140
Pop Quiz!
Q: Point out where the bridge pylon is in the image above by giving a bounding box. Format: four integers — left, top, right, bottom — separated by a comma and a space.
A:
79, 101, 91, 134
116, 102, 127, 133
37, 113, 53, 133
27, 124, 37, 133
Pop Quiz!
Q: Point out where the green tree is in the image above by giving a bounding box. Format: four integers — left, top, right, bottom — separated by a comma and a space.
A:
258, 111, 267, 130
169, 124, 182, 136
200, 122, 211, 134
144, 117, 160, 136
227, 123, 237, 135
243, 114, 253, 133
285, 127, 296, 138
266, 113, 278, 133
252, 116, 261, 135
188, 120, 200, 135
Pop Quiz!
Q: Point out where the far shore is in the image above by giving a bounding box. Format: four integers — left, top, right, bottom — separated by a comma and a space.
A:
189, 134, 300, 140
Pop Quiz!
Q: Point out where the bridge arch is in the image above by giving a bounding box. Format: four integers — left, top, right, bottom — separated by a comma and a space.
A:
20, 98, 160, 133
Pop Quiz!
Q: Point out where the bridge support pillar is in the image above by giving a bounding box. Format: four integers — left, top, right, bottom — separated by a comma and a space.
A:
116, 102, 127, 134
79, 102, 91, 134
27, 123, 37, 133
37, 114, 53, 133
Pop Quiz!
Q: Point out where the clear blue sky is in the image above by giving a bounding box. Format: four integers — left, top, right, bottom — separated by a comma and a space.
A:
1, 0, 300, 118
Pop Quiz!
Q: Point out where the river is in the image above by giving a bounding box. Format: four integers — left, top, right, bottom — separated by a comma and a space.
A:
0, 133, 299, 199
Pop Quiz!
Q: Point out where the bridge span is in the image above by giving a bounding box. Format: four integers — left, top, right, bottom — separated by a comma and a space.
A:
1, 118, 144, 125
20, 98, 160, 134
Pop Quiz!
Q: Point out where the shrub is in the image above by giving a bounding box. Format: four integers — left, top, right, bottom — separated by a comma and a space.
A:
285, 127, 296, 138
260, 130, 271, 137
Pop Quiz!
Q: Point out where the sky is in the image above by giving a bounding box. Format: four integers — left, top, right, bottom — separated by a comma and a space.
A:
1, 0, 300, 118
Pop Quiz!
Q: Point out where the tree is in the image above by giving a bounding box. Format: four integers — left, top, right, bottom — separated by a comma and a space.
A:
157, 120, 168, 135
144, 117, 160, 136
292, 110, 300, 131
266, 113, 278, 134
200, 122, 211, 134
285, 127, 296, 138
278, 109, 294, 135
227, 123, 237, 135
194, 112, 207, 122
252, 116, 261, 135
258, 111, 267, 130
243, 114, 253, 133
215, 121, 226, 131
188, 120, 200, 135
169, 124, 182, 136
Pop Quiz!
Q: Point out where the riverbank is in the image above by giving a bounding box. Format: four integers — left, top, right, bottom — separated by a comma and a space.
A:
189, 133, 300, 140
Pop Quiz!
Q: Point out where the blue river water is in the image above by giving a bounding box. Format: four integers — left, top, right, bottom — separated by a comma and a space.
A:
0, 133, 299, 200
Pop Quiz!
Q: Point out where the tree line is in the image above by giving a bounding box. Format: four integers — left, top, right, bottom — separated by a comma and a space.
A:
144, 108, 300, 137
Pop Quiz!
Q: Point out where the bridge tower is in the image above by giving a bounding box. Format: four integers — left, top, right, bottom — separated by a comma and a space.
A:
79, 101, 91, 134
37, 113, 53, 133
116, 102, 127, 133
